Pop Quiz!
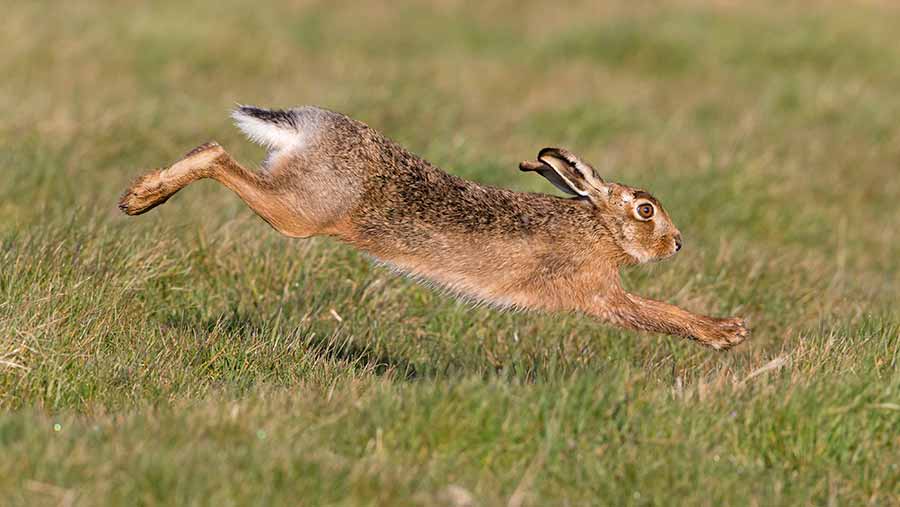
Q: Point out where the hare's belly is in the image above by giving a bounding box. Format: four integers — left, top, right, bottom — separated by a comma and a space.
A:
357, 234, 576, 312
370, 255, 535, 310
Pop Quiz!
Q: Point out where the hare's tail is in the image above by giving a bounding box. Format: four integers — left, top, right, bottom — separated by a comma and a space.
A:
231, 105, 314, 151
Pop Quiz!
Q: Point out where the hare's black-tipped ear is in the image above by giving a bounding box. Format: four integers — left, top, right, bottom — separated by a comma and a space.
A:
519, 147, 606, 198
519, 159, 582, 196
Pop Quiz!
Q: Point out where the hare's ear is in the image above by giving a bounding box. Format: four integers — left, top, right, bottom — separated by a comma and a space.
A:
519, 147, 607, 199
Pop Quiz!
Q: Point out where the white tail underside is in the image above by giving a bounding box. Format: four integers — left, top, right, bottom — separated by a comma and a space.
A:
231, 106, 310, 152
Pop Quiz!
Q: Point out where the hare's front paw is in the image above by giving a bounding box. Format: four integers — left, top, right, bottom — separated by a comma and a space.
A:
698, 317, 750, 351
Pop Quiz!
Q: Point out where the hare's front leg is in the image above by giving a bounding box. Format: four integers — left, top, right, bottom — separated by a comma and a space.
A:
591, 291, 750, 350
119, 143, 321, 238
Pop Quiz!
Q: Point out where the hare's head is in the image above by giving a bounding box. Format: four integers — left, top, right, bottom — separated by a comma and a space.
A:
520, 147, 682, 265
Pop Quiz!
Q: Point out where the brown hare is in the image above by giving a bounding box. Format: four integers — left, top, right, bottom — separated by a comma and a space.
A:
119, 105, 750, 350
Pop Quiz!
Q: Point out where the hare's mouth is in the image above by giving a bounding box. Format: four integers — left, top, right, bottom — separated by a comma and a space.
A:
655, 242, 681, 262
660, 235, 683, 259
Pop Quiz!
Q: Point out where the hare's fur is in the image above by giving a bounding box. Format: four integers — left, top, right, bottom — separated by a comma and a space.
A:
119, 106, 750, 350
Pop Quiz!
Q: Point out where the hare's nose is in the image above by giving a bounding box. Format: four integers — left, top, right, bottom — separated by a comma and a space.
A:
674, 234, 683, 252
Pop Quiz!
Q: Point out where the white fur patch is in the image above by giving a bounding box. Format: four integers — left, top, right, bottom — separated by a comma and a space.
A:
369, 257, 525, 313
623, 244, 652, 264
231, 108, 313, 152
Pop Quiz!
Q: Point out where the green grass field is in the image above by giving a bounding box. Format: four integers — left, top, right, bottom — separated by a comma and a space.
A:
1, 1, 898, 505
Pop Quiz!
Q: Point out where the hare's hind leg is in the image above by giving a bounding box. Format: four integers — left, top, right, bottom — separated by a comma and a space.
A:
119, 142, 322, 238
119, 142, 224, 215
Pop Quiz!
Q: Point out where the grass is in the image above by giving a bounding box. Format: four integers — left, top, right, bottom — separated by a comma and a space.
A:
1, 0, 898, 505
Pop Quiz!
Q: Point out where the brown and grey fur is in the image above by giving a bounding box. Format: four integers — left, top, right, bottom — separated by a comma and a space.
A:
119, 105, 749, 350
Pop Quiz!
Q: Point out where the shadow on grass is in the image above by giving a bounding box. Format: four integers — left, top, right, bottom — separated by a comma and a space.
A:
161, 308, 419, 381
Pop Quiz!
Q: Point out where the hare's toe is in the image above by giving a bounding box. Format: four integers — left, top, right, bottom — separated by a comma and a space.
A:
118, 169, 170, 215
706, 317, 750, 351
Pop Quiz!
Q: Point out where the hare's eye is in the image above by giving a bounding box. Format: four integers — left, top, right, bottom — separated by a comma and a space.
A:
636, 203, 655, 220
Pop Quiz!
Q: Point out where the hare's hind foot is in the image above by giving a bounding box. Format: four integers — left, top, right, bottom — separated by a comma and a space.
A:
118, 142, 224, 215
119, 167, 169, 215
699, 317, 750, 351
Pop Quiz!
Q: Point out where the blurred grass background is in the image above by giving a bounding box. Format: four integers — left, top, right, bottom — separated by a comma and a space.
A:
1, 0, 898, 505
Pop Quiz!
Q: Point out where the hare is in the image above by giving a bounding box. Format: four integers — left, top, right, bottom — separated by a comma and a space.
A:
119, 105, 749, 350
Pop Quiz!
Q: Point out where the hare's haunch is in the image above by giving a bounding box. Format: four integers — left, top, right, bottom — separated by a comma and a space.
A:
119, 106, 750, 350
